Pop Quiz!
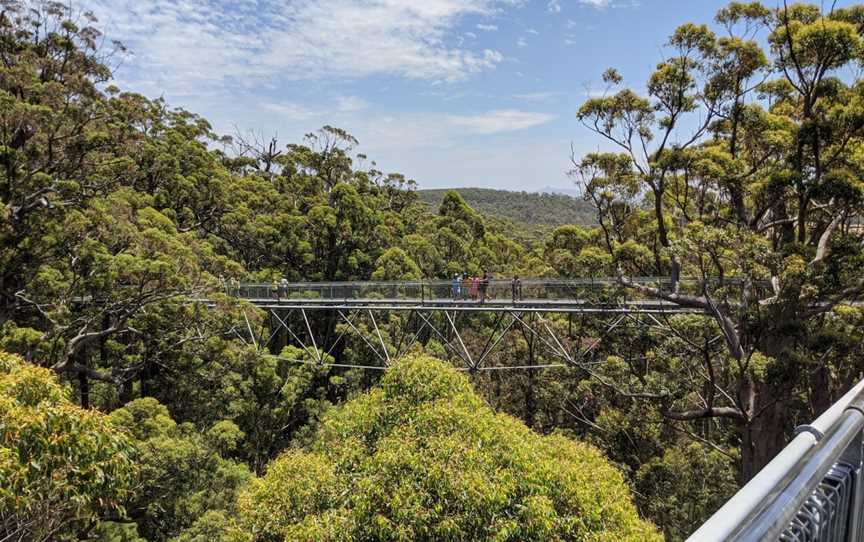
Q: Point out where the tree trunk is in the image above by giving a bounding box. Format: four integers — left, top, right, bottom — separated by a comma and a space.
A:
811, 363, 832, 416
76, 349, 90, 409
119, 378, 133, 404
740, 383, 788, 482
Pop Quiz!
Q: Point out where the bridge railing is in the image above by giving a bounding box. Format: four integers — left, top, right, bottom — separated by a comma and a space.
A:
226, 277, 754, 304
689, 379, 864, 542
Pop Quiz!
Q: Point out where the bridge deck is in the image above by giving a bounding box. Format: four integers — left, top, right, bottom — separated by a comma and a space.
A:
219, 277, 754, 314
240, 297, 705, 313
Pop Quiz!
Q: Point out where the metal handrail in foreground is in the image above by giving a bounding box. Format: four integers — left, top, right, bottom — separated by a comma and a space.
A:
689, 379, 864, 542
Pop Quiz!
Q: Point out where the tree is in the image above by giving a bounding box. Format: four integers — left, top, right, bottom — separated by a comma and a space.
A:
108, 397, 251, 542
0, 351, 137, 541
222, 355, 660, 541
572, 1, 864, 479
0, 2, 245, 406
371, 247, 422, 280
635, 442, 738, 541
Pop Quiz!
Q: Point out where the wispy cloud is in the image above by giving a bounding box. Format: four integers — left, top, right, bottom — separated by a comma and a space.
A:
336, 96, 369, 113
578, 0, 640, 8
261, 102, 321, 121
262, 95, 368, 120
512, 91, 565, 102
516, 36, 528, 47
82, 0, 513, 97
447, 109, 555, 134
477, 23, 499, 31
547, 0, 562, 13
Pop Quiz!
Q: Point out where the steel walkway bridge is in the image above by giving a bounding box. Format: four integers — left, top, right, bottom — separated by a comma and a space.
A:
220, 277, 728, 372
690, 378, 864, 542
228, 277, 714, 313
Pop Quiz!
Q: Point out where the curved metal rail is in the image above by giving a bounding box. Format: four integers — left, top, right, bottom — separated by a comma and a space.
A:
690, 379, 864, 541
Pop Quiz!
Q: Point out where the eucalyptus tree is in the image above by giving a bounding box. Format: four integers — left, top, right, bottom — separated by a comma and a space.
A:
572, 1, 864, 479
207, 355, 661, 542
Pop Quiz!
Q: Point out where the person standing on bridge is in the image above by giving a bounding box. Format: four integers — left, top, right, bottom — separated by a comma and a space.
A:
470, 275, 479, 300
452, 274, 461, 299
480, 272, 489, 303
511, 275, 522, 302
280, 278, 288, 299
272, 280, 280, 300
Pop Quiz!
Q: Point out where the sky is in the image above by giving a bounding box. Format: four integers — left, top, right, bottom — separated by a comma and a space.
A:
76, 0, 851, 191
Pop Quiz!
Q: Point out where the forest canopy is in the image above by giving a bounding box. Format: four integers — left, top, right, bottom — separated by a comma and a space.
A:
4, 1, 864, 541
217, 355, 660, 542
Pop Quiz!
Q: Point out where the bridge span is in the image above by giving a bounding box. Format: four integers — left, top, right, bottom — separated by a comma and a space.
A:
226, 277, 720, 314
220, 277, 732, 373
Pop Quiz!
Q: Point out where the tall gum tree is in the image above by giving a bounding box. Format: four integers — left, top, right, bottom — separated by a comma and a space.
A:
572, 1, 864, 480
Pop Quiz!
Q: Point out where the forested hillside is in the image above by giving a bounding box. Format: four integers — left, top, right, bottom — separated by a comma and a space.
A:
4, 2, 864, 541
418, 187, 596, 227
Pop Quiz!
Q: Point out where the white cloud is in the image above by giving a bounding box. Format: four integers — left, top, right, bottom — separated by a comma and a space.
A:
261, 95, 369, 120
246, 106, 553, 150
261, 102, 321, 121
512, 91, 564, 102
526, 28, 539, 35
575, 0, 641, 8
477, 23, 498, 31
336, 96, 369, 113
547, 0, 562, 13
447, 109, 555, 134
516, 36, 528, 47
82, 0, 512, 97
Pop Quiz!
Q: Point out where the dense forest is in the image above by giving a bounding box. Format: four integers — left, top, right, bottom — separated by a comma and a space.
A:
417, 188, 597, 228
4, 1, 864, 541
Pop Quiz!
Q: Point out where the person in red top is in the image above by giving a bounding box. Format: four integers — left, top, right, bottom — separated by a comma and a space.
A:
470, 276, 479, 300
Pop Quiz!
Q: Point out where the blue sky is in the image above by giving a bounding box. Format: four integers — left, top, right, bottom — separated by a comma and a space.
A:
79, 0, 849, 191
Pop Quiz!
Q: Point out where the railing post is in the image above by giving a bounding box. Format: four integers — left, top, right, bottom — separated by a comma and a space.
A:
845, 431, 864, 541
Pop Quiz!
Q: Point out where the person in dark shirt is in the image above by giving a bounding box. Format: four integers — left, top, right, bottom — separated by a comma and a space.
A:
511, 275, 522, 302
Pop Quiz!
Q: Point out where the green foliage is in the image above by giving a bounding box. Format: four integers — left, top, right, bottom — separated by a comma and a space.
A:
371, 247, 422, 280
635, 443, 738, 541
571, 0, 864, 487
109, 397, 252, 542
0, 351, 137, 542
227, 355, 660, 541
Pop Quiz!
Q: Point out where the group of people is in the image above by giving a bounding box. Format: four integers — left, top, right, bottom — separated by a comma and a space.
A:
272, 278, 290, 300
451, 273, 490, 302
450, 273, 523, 303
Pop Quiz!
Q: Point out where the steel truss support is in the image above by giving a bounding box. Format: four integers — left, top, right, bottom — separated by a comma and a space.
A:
259, 305, 683, 372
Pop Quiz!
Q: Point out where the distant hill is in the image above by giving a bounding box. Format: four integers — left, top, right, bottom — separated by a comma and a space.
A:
417, 187, 595, 227
541, 186, 583, 198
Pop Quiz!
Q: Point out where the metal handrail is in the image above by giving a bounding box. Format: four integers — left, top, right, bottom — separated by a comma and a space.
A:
224, 276, 754, 289
689, 379, 864, 541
